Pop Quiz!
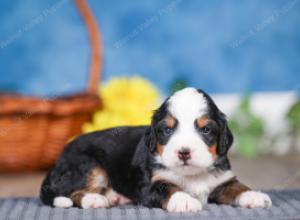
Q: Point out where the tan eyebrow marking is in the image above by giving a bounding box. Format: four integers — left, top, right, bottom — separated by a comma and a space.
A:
196, 115, 209, 128
165, 114, 176, 128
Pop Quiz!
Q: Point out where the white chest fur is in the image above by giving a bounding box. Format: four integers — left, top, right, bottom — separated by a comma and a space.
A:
153, 169, 234, 204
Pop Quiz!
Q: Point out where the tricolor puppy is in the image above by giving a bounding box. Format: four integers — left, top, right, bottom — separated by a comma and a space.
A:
40, 88, 272, 212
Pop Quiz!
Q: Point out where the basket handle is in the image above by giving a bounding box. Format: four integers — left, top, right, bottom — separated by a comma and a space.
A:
75, 0, 102, 94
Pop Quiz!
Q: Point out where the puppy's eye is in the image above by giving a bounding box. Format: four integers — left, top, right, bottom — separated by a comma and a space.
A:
163, 127, 173, 135
200, 126, 211, 134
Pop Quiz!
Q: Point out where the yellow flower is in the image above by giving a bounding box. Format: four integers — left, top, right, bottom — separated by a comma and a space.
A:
83, 76, 161, 133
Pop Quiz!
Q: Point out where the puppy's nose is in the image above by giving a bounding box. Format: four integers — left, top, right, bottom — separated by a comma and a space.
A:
177, 147, 191, 161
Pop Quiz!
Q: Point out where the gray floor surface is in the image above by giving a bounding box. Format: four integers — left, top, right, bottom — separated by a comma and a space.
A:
0, 190, 300, 220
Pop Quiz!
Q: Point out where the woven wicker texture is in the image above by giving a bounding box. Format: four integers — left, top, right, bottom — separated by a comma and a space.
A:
0, 0, 102, 172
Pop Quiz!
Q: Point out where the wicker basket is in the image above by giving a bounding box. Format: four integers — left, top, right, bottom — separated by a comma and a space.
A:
0, 0, 102, 172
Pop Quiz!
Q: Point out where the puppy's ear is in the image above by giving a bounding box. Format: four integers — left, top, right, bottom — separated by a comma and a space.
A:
144, 126, 157, 153
131, 127, 156, 167
145, 100, 168, 152
217, 112, 233, 156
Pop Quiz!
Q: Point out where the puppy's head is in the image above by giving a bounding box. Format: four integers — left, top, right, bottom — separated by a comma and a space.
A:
146, 87, 233, 176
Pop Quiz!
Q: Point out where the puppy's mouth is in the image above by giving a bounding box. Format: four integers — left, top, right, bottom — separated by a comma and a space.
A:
174, 160, 191, 168
173, 163, 208, 176
182, 161, 189, 166
172, 162, 191, 169
177, 160, 210, 170
178, 160, 197, 168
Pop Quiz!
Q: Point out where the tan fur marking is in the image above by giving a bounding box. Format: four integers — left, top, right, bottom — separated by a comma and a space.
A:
165, 114, 176, 128
87, 166, 108, 190
70, 190, 85, 207
151, 174, 161, 182
197, 115, 209, 128
156, 143, 164, 156
70, 188, 101, 207
151, 175, 181, 209
209, 144, 217, 158
155, 114, 175, 156
70, 166, 109, 207
211, 178, 250, 205
162, 183, 181, 209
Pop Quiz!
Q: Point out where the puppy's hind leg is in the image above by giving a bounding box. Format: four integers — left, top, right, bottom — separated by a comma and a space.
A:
70, 166, 110, 209
71, 190, 110, 209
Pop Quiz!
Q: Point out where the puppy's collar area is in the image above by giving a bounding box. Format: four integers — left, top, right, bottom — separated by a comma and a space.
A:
152, 167, 234, 184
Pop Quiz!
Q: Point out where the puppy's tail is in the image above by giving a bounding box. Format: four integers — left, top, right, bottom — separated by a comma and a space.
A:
40, 172, 56, 206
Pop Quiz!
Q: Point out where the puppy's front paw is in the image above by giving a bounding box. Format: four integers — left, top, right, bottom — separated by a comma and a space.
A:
167, 191, 202, 213
81, 193, 110, 209
236, 191, 272, 208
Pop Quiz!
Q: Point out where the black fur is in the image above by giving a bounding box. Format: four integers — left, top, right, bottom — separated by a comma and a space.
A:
40, 126, 149, 205
40, 89, 234, 208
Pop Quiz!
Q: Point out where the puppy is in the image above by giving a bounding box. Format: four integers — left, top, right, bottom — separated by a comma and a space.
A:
40, 87, 272, 212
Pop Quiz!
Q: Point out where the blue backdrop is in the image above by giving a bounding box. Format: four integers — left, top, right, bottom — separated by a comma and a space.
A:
0, 0, 299, 97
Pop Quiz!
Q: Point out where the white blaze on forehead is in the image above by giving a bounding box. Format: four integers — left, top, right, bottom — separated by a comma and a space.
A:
168, 87, 207, 120
159, 87, 213, 171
